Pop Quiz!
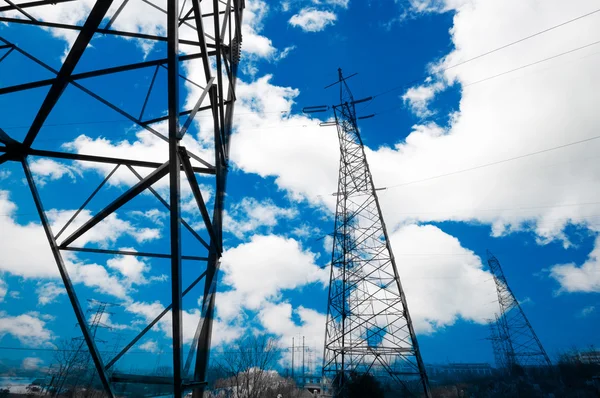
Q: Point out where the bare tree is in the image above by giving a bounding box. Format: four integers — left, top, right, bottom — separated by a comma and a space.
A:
212, 335, 283, 398
47, 338, 90, 397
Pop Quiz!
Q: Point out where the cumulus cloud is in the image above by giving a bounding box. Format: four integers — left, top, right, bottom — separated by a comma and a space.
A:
402, 79, 446, 118
30, 159, 81, 185
550, 236, 600, 293
230, 75, 339, 203
22, 357, 44, 370
258, 302, 327, 368
125, 300, 242, 347
0, 190, 160, 280
577, 305, 595, 318
106, 251, 166, 286
0, 278, 7, 303
224, 197, 298, 239
218, 235, 328, 320
289, 8, 337, 32
139, 340, 160, 353
313, 0, 349, 8
231, 0, 600, 251
36, 283, 66, 306
389, 224, 497, 333
0, 312, 53, 346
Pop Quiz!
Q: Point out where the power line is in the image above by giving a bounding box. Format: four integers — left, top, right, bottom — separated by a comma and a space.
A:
462, 39, 600, 88
380, 133, 600, 190
370, 7, 600, 99
445, 8, 600, 71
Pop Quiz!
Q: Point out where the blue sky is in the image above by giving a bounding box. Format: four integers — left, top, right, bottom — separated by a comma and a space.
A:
1, 0, 600, 378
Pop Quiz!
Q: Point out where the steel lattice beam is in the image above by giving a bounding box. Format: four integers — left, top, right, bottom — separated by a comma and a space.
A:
0, 0, 244, 396
321, 69, 431, 398
487, 251, 551, 373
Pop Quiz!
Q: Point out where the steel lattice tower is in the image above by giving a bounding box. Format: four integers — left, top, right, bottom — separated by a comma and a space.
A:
321, 69, 431, 397
0, 1, 244, 397
487, 250, 551, 372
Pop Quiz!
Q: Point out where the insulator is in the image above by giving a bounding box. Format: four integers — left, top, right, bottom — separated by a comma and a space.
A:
231, 36, 242, 65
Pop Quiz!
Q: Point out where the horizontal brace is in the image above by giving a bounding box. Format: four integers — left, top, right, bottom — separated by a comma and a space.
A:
0, 0, 75, 12
0, 16, 201, 46
4, 148, 216, 174
61, 247, 208, 261
141, 99, 233, 125
182, 9, 229, 21
0, 51, 214, 96
111, 373, 207, 386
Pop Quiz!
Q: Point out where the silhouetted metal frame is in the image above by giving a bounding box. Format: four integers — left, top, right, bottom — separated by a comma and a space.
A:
0, 0, 244, 396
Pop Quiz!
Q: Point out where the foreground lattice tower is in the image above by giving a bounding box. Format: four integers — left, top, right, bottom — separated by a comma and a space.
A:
321, 69, 431, 397
0, 1, 244, 397
487, 250, 551, 371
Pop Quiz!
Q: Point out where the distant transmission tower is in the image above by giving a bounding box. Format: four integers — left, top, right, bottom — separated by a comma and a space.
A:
305, 69, 430, 397
487, 250, 551, 372
487, 314, 510, 372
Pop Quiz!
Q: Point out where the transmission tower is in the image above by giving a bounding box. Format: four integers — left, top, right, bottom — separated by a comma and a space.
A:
487, 250, 551, 372
306, 69, 430, 397
487, 314, 510, 372
0, 1, 244, 397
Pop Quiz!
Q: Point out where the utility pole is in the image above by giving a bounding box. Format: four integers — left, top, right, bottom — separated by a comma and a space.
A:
292, 337, 295, 379
302, 336, 305, 382
306, 69, 431, 398
487, 250, 551, 372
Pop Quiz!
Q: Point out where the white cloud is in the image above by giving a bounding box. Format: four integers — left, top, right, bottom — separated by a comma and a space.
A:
232, 0, 600, 251
0, 312, 53, 346
129, 209, 167, 227
139, 340, 159, 353
241, 0, 277, 58
402, 80, 446, 117
389, 224, 497, 333
258, 302, 326, 369
577, 305, 595, 318
94, 312, 131, 331
0, 190, 160, 283
230, 75, 339, 203
106, 252, 150, 286
291, 224, 322, 239
30, 158, 81, 185
218, 235, 328, 320
22, 357, 44, 370
36, 283, 66, 306
550, 235, 600, 293
125, 300, 242, 347
0, 278, 7, 303
68, 260, 129, 299
313, 0, 349, 8
224, 197, 297, 239
289, 8, 337, 32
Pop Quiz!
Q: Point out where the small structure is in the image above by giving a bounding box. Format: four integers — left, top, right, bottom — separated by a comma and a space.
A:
427, 363, 494, 381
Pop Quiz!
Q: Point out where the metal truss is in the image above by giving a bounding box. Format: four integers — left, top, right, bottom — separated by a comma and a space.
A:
487, 251, 551, 372
321, 69, 431, 398
487, 314, 511, 372
0, 0, 244, 396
